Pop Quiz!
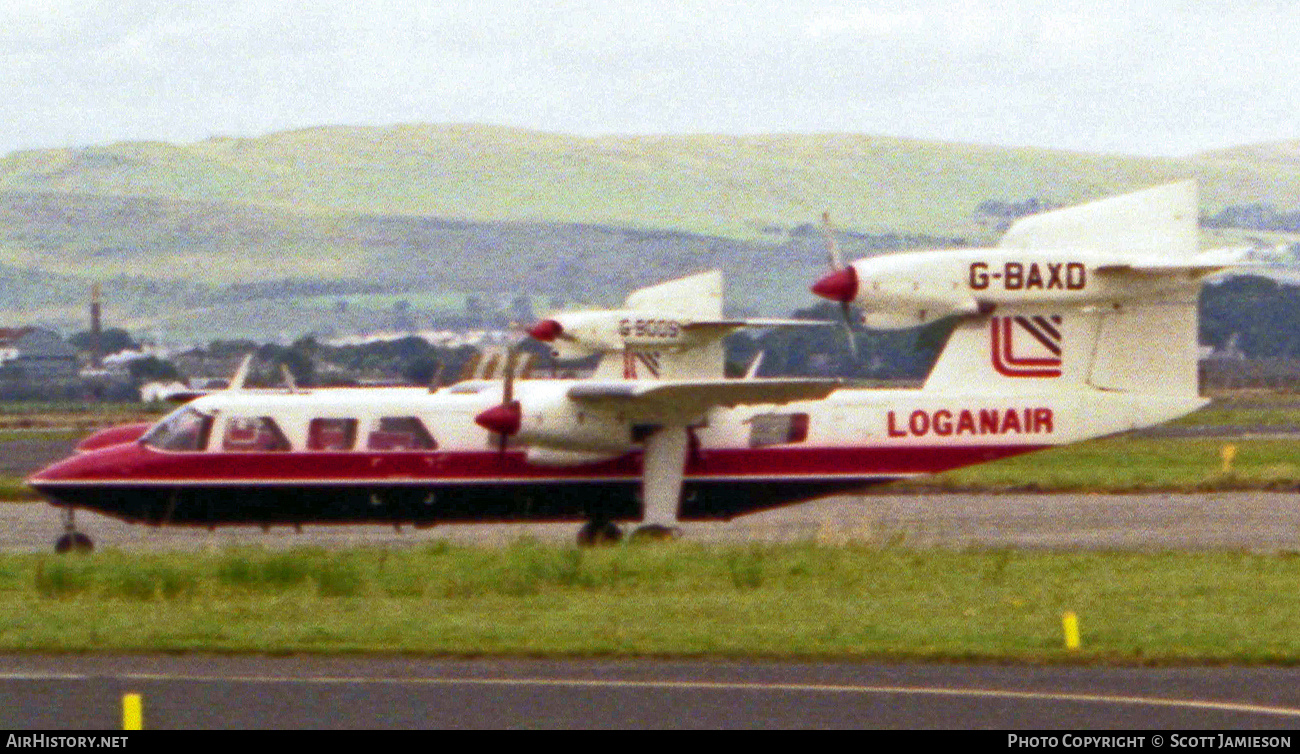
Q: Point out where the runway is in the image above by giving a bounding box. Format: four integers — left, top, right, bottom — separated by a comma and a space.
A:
4, 655, 1300, 729
6, 489, 1300, 552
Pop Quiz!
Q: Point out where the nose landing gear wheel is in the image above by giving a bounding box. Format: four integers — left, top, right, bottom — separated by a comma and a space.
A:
54, 506, 93, 554
576, 520, 622, 547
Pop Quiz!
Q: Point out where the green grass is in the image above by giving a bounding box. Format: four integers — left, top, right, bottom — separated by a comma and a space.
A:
6, 542, 1300, 662
0, 478, 39, 501
0, 403, 166, 431
905, 437, 1300, 492
0, 401, 161, 416
1170, 407, 1300, 427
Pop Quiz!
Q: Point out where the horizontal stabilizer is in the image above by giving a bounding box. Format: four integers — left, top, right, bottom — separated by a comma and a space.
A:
681, 318, 832, 330
1094, 247, 1258, 274
680, 318, 833, 340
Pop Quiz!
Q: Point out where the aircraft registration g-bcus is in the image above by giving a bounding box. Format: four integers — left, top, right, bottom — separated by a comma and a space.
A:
29, 181, 1233, 551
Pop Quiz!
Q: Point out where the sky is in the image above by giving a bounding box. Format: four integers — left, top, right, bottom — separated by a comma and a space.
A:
2, 0, 1298, 158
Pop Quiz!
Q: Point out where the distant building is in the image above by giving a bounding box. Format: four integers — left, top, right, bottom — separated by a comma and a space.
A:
0, 328, 79, 381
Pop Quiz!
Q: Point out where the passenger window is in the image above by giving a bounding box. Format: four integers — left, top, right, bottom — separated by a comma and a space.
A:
222, 417, 292, 452
141, 407, 213, 452
747, 412, 810, 447
366, 416, 436, 451
307, 418, 357, 451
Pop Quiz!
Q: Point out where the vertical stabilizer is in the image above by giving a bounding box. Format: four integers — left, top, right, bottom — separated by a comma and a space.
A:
924, 309, 1104, 393
624, 270, 723, 318
594, 270, 725, 379
927, 181, 1202, 398
999, 180, 1198, 258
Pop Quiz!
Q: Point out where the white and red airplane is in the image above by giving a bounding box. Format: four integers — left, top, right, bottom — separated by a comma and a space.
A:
29, 181, 1228, 551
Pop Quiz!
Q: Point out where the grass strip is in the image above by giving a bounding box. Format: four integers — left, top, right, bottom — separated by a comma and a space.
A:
4, 542, 1300, 662
0, 478, 39, 502
897, 436, 1300, 493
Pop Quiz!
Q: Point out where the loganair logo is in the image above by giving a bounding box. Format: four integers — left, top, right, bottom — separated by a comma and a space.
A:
622, 351, 661, 379
991, 315, 1063, 378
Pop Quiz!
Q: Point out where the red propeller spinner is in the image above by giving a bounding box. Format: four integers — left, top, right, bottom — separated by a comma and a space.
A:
810, 266, 859, 303
474, 401, 521, 437
527, 319, 564, 342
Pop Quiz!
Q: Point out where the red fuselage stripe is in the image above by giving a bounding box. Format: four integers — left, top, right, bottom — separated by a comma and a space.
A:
30, 442, 1050, 485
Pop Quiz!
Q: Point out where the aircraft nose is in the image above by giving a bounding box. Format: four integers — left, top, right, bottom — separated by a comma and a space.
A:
474, 401, 522, 436
528, 319, 564, 342
810, 266, 859, 303
75, 422, 153, 452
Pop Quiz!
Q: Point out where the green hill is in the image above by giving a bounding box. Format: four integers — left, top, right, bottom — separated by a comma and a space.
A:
2, 124, 1299, 341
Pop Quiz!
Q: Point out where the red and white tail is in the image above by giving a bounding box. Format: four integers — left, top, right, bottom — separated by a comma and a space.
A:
592, 271, 726, 379
925, 182, 1201, 398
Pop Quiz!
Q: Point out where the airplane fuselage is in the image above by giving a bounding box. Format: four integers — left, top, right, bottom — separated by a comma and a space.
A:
27, 381, 1202, 528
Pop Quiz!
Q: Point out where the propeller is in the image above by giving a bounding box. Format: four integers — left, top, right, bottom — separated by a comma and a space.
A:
812, 211, 860, 359
526, 317, 579, 377
473, 345, 522, 457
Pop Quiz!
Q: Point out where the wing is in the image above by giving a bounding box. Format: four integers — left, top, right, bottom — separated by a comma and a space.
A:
566, 378, 842, 424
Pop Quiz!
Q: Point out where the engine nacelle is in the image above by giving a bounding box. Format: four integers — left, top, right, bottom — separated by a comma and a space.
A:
524, 448, 625, 467
530, 310, 696, 358
509, 383, 636, 454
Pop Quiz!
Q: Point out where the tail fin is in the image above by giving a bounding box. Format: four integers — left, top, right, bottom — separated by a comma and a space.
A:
925, 181, 1201, 398
997, 180, 1199, 257
594, 271, 726, 379
624, 270, 723, 318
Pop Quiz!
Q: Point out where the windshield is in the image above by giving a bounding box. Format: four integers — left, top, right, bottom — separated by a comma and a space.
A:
140, 406, 214, 452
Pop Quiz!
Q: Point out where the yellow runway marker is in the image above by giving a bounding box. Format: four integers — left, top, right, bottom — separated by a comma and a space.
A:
1063, 611, 1081, 650
1222, 444, 1237, 474
122, 693, 142, 730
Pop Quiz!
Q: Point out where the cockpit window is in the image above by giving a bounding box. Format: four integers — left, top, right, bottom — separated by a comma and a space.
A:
221, 416, 292, 452
366, 416, 437, 451
141, 407, 214, 452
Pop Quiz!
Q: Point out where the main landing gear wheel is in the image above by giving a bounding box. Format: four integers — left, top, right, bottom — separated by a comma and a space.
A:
54, 506, 93, 554
576, 520, 622, 547
54, 531, 93, 554
629, 524, 680, 543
